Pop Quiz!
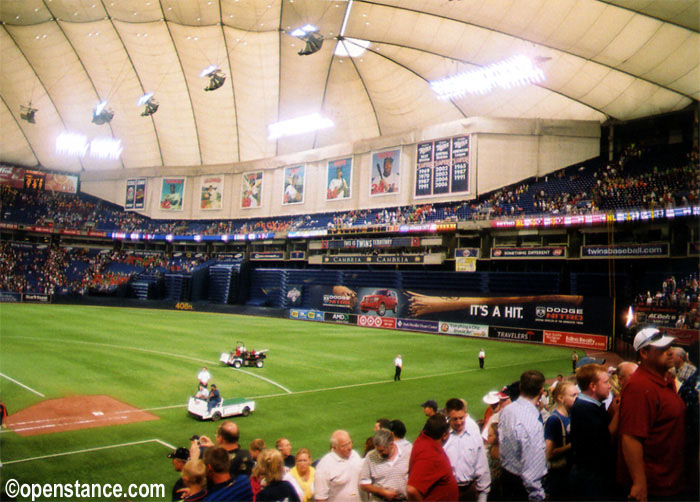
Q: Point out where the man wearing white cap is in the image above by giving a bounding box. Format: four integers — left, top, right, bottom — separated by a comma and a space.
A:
617, 327, 687, 502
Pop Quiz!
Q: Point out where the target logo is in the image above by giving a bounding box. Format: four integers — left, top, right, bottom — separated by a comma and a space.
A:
359, 315, 382, 328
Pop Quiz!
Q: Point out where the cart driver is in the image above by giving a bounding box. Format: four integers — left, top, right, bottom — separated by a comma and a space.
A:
207, 384, 222, 412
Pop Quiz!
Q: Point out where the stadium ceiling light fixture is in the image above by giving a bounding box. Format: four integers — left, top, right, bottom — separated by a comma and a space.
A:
20, 103, 38, 124
200, 65, 226, 91
430, 55, 545, 99
268, 112, 334, 140
290, 24, 324, 56
138, 92, 159, 117
92, 101, 114, 124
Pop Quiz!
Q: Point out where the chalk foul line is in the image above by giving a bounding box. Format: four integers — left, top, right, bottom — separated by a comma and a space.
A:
2, 438, 173, 465
0, 372, 45, 397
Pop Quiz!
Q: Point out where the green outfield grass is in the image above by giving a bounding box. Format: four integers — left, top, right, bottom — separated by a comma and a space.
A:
0, 304, 580, 500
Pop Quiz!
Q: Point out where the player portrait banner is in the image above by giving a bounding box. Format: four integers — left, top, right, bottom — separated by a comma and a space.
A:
371, 148, 400, 196
160, 178, 185, 211
241, 171, 263, 209
126, 178, 146, 210
200, 176, 223, 210
327, 157, 352, 201
283, 165, 305, 205
415, 135, 470, 197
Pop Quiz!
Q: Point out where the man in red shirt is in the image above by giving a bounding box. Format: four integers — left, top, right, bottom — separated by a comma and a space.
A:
618, 327, 687, 501
407, 413, 458, 501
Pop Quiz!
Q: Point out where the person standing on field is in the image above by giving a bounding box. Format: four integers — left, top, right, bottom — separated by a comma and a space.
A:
394, 354, 403, 381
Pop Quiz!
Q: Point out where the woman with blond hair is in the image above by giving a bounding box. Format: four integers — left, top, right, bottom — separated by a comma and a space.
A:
253, 449, 300, 502
284, 448, 314, 502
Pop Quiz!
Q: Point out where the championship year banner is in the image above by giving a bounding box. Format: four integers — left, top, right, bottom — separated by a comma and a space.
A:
414, 135, 470, 197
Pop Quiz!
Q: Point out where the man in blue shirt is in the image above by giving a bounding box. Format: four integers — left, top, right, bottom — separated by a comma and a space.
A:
201, 447, 252, 501
498, 370, 547, 501
569, 363, 618, 501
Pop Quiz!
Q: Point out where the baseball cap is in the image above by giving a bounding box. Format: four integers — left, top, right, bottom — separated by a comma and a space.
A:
482, 391, 501, 405
633, 327, 675, 352
167, 447, 190, 461
420, 400, 438, 411
576, 356, 606, 369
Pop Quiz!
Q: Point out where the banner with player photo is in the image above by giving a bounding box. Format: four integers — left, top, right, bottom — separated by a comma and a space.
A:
371, 148, 400, 196
283, 165, 305, 205
326, 157, 352, 201
241, 171, 263, 209
160, 178, 185, 211
415, 135, 470, 197
200, 176, 223, 210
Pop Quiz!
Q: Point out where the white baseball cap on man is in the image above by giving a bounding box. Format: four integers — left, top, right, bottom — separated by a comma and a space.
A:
633, 327, 675, 351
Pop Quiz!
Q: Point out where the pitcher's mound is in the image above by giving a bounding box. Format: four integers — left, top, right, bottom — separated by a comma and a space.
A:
5, 395, 159, 436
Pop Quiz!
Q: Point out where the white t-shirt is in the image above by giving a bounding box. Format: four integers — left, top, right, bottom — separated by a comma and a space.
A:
395, 356, 403, 368
314, 450, 362, 502
198, 369, 211, 385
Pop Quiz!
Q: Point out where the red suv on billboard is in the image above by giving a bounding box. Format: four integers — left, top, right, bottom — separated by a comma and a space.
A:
360, 289, 398, 316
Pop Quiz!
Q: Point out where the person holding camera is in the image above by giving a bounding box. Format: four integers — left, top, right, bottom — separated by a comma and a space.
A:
190, 422, 253, 479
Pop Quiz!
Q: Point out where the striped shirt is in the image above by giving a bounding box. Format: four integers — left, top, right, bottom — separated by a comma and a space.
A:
443, 415, 491, 494
498, 397, 547, 501
360, 446, 410, 501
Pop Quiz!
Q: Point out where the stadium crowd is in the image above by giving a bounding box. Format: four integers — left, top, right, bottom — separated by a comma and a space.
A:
1, 147, 697, 238
634, 273, 700, 330
170, 329, 698, 502
0, 243, 210, 295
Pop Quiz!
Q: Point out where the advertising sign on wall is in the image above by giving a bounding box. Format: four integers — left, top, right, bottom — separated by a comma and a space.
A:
307, 285, 612, 336
543, 330, 608, 350
581, 243, 669, 258
491, 247, 566, 259
489, 326, 543, 343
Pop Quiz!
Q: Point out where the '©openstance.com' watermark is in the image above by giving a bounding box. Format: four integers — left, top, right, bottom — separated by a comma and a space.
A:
4, 478, 165, 501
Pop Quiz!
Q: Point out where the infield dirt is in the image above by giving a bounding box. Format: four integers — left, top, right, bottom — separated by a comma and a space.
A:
5, 395, 159, 436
